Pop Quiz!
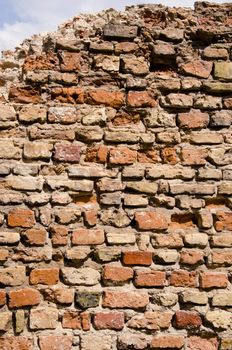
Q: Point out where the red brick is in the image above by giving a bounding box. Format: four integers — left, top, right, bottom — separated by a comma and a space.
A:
85, 145, 108, 163
161, 147, 179, 165
109, 146, 137, 165
122, 251, 153, 266
51, 87, 84, 104
215, 210, 232, 231
72, 228, 105, 245
170, 270, 197, 287
23, 53, 58, 71
62, 310, 90, 330
50, 225, 68, 246
175, 310, 202, 329
187, 336, 218, 350
127, 91, 157, 107
134, 270, 166, 287
103, 265, 133, 285
22, 228, 47, 246
54, 144, 81, 162
199, 272, 228, 289
180, 60, 212, 79
86, 89, 125, 108
94, 311, 124, 330
39, 335, 73, 350
8, 208, 35, 228
9, 85, 42, 103
177, 110, 209, 129
30, 268, 59, 285
211, 250, 232, 266
137, 150, 159, 163
59, 51, 89, 72
0, 290, 6, 306
180, 249, 204, 265
0, 337, 33, 350
151, 335, 185, 349
181, 148, 208, 165
8, 288, 40, 308
135, 210, 169, 231
83, 209, 98, 227
103, 290, 149, 309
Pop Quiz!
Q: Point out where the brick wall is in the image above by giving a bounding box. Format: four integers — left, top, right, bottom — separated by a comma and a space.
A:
0, 2, 232, 349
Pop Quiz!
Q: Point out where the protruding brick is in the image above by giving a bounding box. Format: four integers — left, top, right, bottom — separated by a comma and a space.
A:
8, 208, 35, 228
29, 268, 59, 285
122, 251, 153, 266
175, 310, 202, 329
9, 288, 41, 308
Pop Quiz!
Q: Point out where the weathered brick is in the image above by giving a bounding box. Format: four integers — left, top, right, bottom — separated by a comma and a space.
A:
39, 335, 73, 350
127, 91, 156, 107
103, 24, 138, 38
86, 89, 125, 108
170, 270, 196, 287
187, 336, 218, 350
23, 142, 52, 160
199, 272, 228, 289
181, 148, 208, 165
151, 335, 185, 349
19, 105, 47, 123
135, 210, 170, 230
175, 310, 202, 328
8, 208, 35, 228
117, 333, 149, 350
103, 290, 149, 309
214, 62, 232, 81
180, 60, 212, 78
72, 228, 104, 245
109, 146, 137, 165
0, 337, 33, 350
134, 270, 166, 287
128, 310, 173, 330
30, 307, 59, 330
94, 311, 124, 330
30, 268, 59, 285
61, 267, 100, 285
177, 110, 209, 129
0, 266, 26, 286
9, 288, 41, 308
103, 265, 133, 285
54, 143, 81, 162
62, 310, 90, 330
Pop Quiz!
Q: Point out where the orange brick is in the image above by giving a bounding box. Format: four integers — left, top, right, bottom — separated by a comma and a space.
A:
30, 268, 59, 285
8, 288, 40, 308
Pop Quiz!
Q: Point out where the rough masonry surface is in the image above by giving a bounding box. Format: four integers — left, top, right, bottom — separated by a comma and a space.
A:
0, 1, 232, 349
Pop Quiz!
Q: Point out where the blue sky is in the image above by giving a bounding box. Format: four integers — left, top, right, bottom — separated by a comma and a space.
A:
0, 0, 227, 51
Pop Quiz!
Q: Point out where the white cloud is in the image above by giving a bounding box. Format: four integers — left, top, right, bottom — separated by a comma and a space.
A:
0, 0, 228, 51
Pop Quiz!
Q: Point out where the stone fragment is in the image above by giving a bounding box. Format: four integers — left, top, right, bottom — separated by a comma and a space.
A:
181, 290, 208, 305
23, 142, 52, 160
150, 335, 185, 349
0, 231, 20, 245
194, 95, 222, 109
214, 62, 232, 81
30, 307, 59, 330
0, 337, 33, 350
128, 311, 172, 330
103, 24, 138, 38
212, 291, 232, 306
94, 55, 120, 72
19, 105, 46, 123
39, 335, 73, 350
0, 312, 12, 331
7, 176, 43, 191
81, 335, 112, 350
121, 55, 149, 75
48, 106, 79, 124
61, 267, 100, 285
75, 290, 101, 309
106, 231, 136, 245
0, 140, 21, 159
117, 333, 149, 350
145, 109, 175, 127
205, 310, 231, 329
15, 310, 25, 334
161, 93, 193, 108
0, 266, 26, 286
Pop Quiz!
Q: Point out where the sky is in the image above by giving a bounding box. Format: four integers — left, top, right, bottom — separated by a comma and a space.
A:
0, 0, 228, 51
